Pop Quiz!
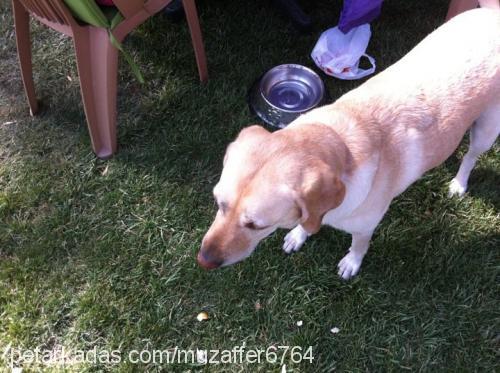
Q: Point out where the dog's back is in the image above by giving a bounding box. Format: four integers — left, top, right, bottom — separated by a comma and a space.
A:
303, 8, 500, 198
343, 8, 500, 160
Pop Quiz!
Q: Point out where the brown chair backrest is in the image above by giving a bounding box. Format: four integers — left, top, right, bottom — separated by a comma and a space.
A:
113, 0, 145, 19
18, 0, 73, 25
18, 0, 152, 27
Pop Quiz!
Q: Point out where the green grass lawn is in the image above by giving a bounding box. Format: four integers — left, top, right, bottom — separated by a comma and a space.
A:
1, 0, 499, 371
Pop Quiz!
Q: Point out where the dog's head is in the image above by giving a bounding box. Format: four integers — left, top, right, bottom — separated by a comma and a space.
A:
198, 125, 346, 269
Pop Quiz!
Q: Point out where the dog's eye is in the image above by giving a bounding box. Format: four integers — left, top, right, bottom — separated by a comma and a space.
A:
217, 201, 228, 214
244, 221, 267, 230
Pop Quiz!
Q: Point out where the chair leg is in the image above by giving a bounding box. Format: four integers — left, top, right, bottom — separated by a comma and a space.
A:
12, 0, 39, 116
446, 0, 478, 21
183, 0, 208, 83
73, 27, 118, 159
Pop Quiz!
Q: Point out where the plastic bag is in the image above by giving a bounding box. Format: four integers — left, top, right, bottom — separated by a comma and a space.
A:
311, 24, 375, 80
339, 0, 383, 34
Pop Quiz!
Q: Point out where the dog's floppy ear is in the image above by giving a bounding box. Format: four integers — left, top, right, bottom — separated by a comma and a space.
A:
294, 161, 346, 234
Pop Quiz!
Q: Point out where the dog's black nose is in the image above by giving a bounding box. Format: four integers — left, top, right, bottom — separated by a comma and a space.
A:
197, 250, 223, 270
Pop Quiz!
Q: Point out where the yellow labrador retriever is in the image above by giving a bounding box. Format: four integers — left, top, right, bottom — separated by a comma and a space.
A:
198, 7, 500, 279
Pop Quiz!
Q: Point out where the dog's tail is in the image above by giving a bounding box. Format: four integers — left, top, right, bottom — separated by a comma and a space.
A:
479, 0, 500, 10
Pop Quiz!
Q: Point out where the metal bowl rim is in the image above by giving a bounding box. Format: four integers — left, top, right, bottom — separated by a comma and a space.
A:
248, 80, 295, 129
258, 64, 325, 114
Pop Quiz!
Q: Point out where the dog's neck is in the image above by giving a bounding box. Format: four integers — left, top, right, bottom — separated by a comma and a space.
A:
288, 102, 382, 174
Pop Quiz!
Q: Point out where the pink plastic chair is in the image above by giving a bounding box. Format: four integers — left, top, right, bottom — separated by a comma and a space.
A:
12, 0, 208, 158
446, 0, 499, 20
446, 0, 479, 20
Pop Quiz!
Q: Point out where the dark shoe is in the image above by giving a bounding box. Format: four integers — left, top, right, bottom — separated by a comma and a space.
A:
164, 0, 185, 22
272, 0, 313, 32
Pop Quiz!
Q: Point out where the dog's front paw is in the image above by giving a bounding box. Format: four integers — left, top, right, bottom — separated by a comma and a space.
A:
337, 251, 363, 280
448, 178, 467, 197
283, 226, 308, 254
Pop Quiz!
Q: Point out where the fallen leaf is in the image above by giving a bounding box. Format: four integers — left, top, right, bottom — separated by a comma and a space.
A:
197, 311, 209, 322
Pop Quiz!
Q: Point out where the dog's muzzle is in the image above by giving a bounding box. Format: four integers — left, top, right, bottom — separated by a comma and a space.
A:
197, 250, 223, 270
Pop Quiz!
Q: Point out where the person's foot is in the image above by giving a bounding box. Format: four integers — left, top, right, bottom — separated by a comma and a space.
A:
272, 0, 313, 32
164, 0, 185, 22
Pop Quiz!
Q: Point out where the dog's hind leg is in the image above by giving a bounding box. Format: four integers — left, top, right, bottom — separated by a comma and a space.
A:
449, 104, 500, 197
283, 225, 309, 254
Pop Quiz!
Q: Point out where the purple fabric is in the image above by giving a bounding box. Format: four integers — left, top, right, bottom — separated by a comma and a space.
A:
338, 0, 383, 34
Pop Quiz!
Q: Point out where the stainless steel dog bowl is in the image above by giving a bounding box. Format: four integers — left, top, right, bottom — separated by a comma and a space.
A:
248, 64, 326, 129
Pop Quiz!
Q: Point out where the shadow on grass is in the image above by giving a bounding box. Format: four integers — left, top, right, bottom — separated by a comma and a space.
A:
0, 176, 498, 370
465, 167, 500, 210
